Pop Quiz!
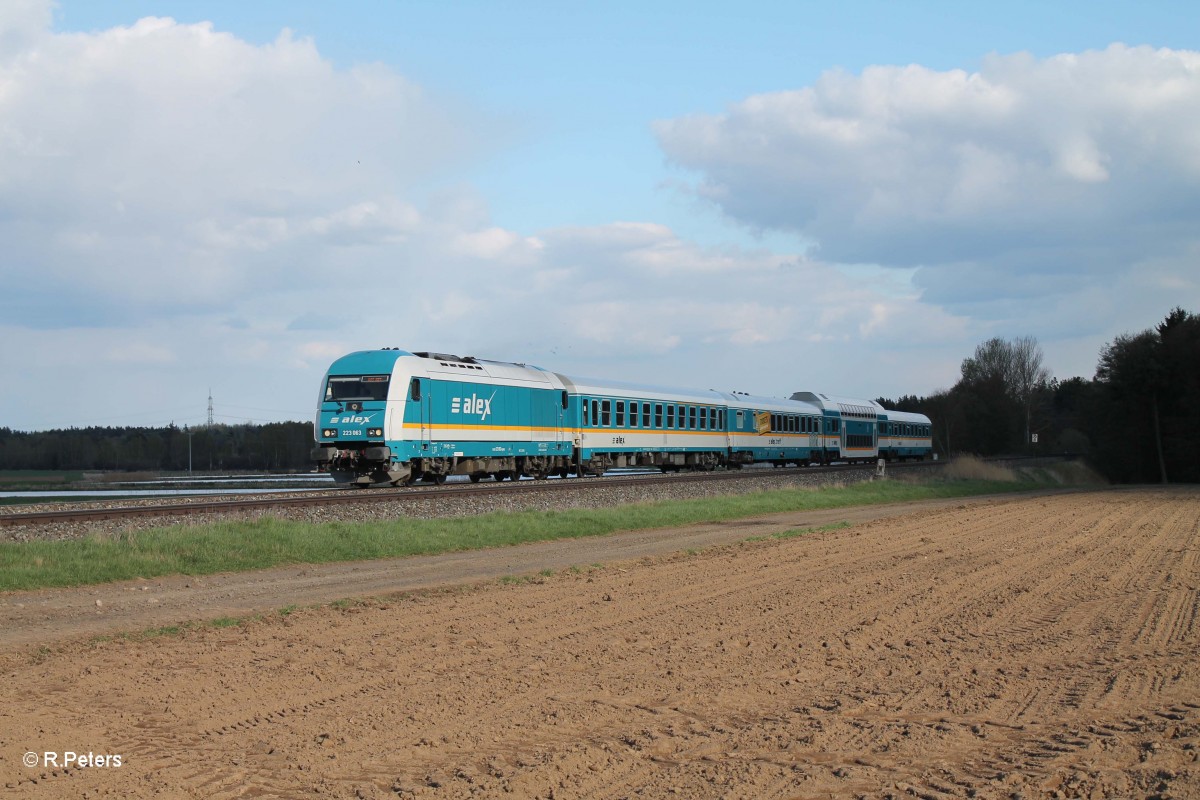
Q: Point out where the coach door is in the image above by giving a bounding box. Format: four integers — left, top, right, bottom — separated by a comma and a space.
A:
411, 377, 430, 451
557, 391, 566, 446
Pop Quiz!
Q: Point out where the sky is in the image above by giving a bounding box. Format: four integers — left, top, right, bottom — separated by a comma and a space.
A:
2, 0, 1198, 432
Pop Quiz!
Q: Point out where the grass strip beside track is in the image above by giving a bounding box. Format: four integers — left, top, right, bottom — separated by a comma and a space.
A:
0, 478, 1044, 592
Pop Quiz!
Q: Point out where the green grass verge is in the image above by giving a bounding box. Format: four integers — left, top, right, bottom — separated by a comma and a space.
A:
0, 476, 1045, 592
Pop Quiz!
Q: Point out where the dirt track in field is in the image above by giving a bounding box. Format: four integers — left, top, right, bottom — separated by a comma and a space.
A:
2, 487, 1198, 799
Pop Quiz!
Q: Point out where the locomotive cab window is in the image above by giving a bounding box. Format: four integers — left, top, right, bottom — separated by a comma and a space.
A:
327, 375, 391, 402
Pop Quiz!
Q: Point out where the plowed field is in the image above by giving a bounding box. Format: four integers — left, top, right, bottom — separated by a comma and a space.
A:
2, 487, 1198, 799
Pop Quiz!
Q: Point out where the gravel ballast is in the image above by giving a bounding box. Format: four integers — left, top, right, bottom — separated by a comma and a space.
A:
1, 467, 888, 543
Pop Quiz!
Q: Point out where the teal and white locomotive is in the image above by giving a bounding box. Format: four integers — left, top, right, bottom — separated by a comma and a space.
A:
311, 349, 932, 486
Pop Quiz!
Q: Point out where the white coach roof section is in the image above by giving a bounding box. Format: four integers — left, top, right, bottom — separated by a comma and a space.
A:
881, 408, 932, 425
718, 390, 823, 415
790, 391, 884, 419
556, 374, 725, 405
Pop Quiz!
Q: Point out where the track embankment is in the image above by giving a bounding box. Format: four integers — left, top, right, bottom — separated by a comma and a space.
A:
2, 486, 1198, 799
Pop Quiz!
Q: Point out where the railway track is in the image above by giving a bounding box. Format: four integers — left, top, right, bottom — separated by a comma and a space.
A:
0, 460, 941, 528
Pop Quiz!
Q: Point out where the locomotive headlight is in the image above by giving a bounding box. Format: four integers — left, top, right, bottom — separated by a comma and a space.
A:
322, 428, 337, 438
367, 428, 383, 437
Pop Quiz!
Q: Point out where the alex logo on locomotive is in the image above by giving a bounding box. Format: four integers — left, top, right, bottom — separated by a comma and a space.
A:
329, 414, 376, 425
451, 391, 497, 421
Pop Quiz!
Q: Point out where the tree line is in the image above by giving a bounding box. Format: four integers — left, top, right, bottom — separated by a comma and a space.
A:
0, 422, 313, 473
879, 307, 1200, 484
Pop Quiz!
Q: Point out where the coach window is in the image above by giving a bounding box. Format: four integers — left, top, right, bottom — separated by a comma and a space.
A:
654, 403, 663, 428
643, 404, 651, 427
667, 405, 675, 429
689, 406, 697, 429
601, 399, 611, 427
616, 401, 625, 427
590, 400, 598, 427
630, 401, 639, 427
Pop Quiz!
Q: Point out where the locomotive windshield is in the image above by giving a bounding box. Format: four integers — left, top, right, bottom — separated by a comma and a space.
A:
325, 375, 390, 402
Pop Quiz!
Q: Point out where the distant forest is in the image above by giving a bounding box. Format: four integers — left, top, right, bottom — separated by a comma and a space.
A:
0, 422, 313, 473
2, 308, 1196, 483
878, 307, 1200, 484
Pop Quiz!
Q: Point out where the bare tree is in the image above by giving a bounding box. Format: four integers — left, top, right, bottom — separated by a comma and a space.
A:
959, 335, 1051, 452
960, 337, 1015, 386
1009, 336, 1051, 450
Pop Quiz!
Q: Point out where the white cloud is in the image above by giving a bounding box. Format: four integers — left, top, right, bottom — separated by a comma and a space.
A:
103, 341, 176, 365
0, 6, 477, 326
655, 44, 1200, 304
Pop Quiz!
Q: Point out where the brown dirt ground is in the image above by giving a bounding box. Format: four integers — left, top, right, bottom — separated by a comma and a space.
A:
1, 487, 1198, 799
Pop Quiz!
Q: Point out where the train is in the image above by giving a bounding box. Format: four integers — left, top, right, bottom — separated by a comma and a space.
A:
310, 349, 933, 486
